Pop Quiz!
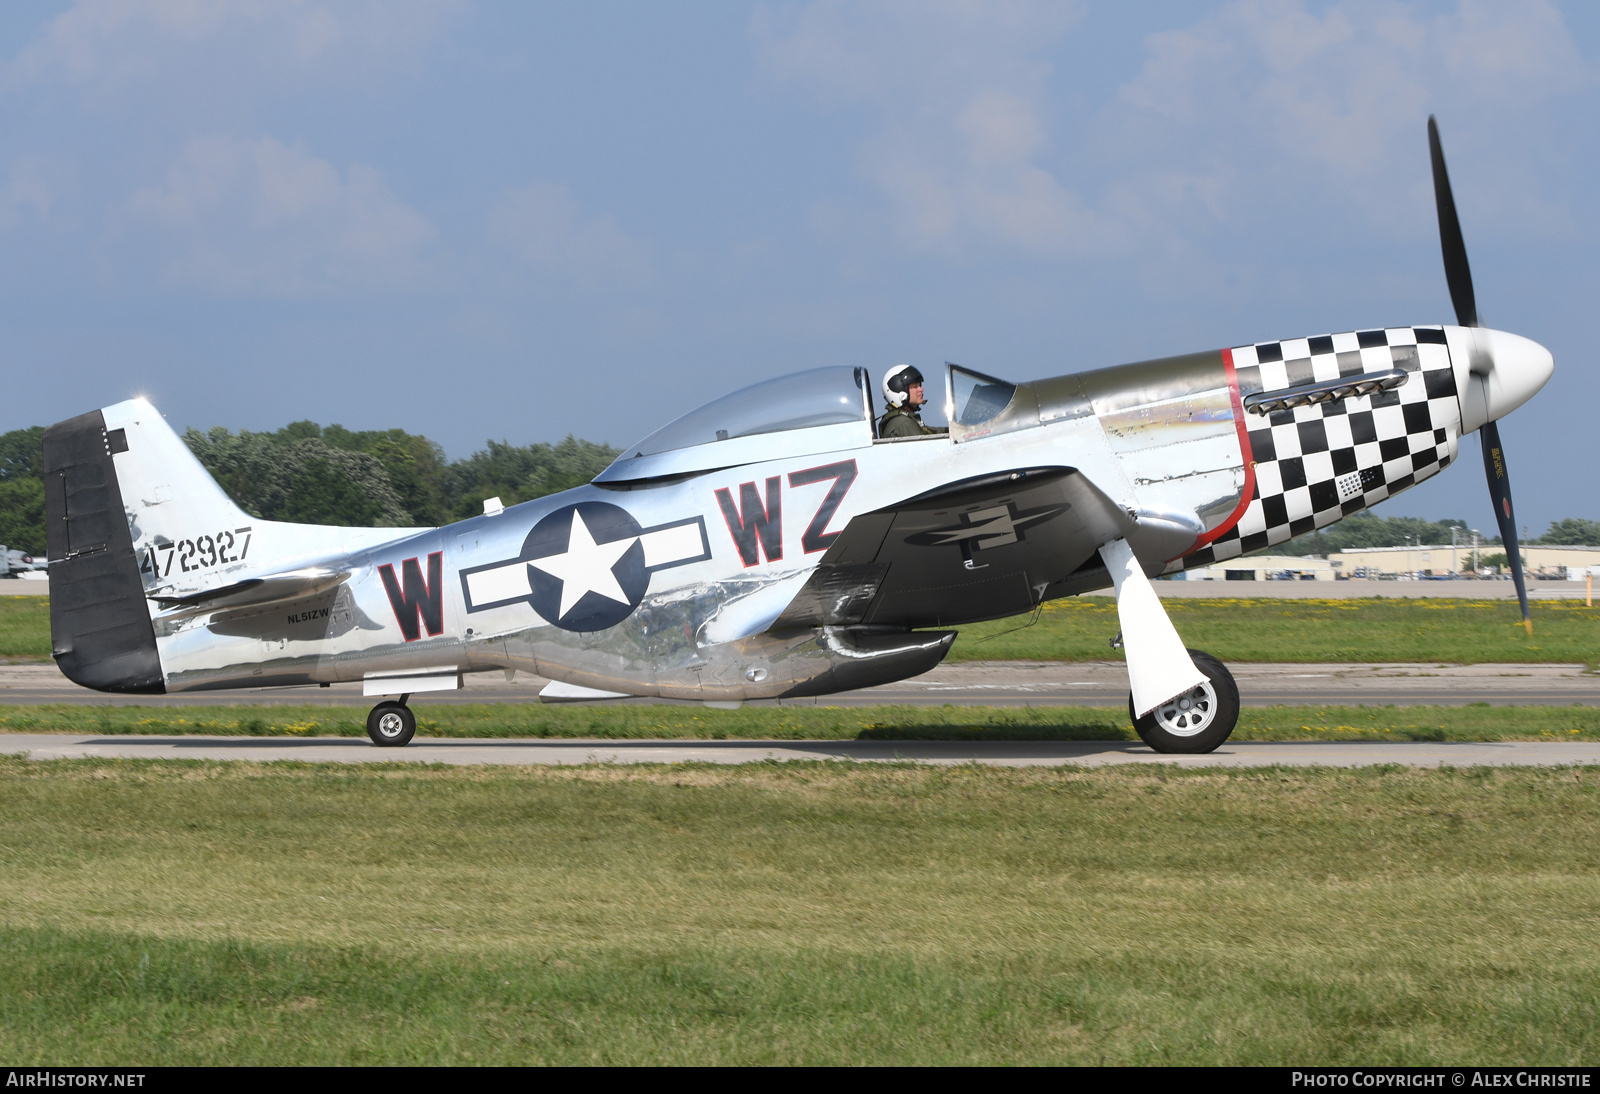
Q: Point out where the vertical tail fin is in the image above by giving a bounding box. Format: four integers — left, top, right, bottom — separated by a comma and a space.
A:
98, 399, 418, 598
101, 398, 254, 569
45, 397, 427, 693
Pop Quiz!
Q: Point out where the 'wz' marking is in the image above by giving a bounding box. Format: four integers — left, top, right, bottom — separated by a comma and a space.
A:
379, 551, 444, 641
714, 459, 857, 566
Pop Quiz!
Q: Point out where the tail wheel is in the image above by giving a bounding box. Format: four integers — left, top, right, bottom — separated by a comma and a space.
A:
366, 701, 416, 748
1128, 649, 1239, 755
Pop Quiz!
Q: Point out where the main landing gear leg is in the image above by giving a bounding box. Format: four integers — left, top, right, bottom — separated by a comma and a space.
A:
1098, 539, 1239, 754
367, 693, 416, 748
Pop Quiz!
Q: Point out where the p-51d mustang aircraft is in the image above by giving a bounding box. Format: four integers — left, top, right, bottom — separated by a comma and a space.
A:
42, 119, 1552, 753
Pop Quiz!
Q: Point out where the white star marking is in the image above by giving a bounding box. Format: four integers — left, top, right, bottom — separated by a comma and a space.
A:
528, 511, 639, 620
928, 504, 1018, 548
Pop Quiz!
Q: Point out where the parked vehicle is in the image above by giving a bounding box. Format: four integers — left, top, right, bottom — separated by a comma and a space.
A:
1, 546, 47, 577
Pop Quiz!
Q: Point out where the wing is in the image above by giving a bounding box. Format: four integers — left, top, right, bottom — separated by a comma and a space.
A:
773, 465, 1196, 630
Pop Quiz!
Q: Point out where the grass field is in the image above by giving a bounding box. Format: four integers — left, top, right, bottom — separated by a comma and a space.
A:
950, 596, 1600, 664
0, 595, 49, 660
3, 701, 1600, 742
4, 595, 1597, 665
3, 758, 1599, 1064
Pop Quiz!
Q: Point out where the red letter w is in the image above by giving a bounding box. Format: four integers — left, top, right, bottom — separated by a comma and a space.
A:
715, 478, 782, 566
379, 551, 444, 642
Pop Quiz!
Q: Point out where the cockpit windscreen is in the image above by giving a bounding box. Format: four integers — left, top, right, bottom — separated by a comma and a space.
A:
627, 367, 869, 457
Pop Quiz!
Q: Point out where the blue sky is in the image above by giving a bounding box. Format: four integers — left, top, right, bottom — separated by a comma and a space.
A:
1, 1, 1595, 536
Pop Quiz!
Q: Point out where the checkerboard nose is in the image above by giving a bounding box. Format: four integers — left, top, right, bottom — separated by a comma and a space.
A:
1480, 329, 1554, 424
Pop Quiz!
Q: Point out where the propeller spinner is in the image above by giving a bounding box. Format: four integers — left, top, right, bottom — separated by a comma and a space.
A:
1428, 115, 1545, 636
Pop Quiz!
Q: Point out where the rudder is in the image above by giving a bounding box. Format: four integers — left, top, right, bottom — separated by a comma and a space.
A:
43, 408, 164, 693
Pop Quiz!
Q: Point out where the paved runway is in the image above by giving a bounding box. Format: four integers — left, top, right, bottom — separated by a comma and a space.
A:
2, 733, 1597, 768
6, 578, 1592, 599
1, 661, 1596, 708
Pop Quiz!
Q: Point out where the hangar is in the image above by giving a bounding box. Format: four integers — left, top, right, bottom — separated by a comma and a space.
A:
1168, 555, 1335, 582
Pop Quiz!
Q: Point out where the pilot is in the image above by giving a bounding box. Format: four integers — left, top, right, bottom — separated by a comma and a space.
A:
879, 364, 948, 438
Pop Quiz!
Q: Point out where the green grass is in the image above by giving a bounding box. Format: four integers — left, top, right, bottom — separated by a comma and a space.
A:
951, 596, 1600, 664
3, 595, 1597, 664
3, 701, 1600, 742
3, 758, 1600, 1063
0, 595, 49, 660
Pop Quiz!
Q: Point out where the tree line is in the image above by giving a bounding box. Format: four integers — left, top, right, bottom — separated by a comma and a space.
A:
0, 422, 620, 555
1, 421, 1596, 559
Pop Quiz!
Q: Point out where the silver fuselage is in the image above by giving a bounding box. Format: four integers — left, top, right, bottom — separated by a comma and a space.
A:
119, 324, 1543, 700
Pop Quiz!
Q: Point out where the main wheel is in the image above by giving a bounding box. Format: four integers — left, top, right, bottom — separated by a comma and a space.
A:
1128, 649, 1239, 754
366, 701, 416, 748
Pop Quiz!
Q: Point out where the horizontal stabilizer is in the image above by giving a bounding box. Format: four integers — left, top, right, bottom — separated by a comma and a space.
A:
150, 567, 350, 613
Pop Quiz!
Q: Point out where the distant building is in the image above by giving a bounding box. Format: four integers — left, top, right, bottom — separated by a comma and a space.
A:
1327, 543, 1600, 579
1173, 554, 1335, 581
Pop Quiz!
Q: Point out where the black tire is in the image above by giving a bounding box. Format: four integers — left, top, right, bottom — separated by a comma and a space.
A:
1128, 649, 1239, 754
366, 701, 416, 748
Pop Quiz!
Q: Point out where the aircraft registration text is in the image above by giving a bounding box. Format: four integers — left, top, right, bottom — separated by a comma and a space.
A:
139, 527, 253, 577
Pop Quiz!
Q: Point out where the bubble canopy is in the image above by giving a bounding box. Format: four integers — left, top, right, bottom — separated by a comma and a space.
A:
626, 366, 870, 457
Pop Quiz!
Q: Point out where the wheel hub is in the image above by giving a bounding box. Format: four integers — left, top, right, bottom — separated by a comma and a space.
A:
376, 711, 406, 739
1152, 681, 1217, 737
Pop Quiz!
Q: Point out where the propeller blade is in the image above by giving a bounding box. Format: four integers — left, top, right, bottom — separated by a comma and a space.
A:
1428, 115, 1478, 328
1480, 419, 1532, 635
1434, 118, 1524, 629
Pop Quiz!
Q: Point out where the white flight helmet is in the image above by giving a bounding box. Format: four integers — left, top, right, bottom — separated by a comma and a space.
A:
882, 364, 924, 409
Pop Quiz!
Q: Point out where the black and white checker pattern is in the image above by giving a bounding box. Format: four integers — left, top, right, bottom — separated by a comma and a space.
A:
1186, 327, 1459, 568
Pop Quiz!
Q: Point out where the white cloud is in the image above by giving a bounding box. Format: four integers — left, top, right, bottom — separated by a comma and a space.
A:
756, 0, 1079, 109
759, 0, 1589, 260
7, 0, 463, 96
487, 183, 651, 288
120, 135, 436, 295
0, 156, 61, 230
756, 0, 1098, 257
1119, 0, 1584, 175
1101, 0, 1591, 247
957, 91, 1044, 168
